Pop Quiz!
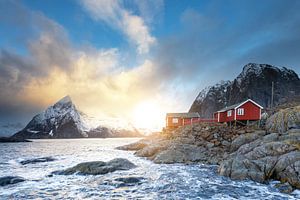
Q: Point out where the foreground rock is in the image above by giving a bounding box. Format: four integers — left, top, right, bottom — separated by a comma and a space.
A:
20, 157, 56, 165
266, 105, 300, 133
219, 128, 300, 191
0, 137, 31, 143
114, 176, 144, 187
53, 158, 136, 175
118, 123, 250, 165
118, 106, 300, 193
0, 176, 25, 186
100, 176, 144, 188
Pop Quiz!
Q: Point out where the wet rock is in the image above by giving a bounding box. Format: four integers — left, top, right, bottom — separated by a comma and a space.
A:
275, 182, 295, 194
101, 176, 144, 188
114, 176, 144, 187
135, 142, 168, 158
153, 144, 208, 164
52, 158, 136, 175
114, 176, 143, 184
116, 140, 148, 151
153, 149, 186, 164
20, 157, 56, 165
219, 131, 300, 190
0, 137, 31, 143
0, 176, 25, 186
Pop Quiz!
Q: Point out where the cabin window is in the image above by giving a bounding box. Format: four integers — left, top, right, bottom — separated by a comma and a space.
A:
227, 110, 232, 117
237, 108, 244, 115
172, 118, 179, 124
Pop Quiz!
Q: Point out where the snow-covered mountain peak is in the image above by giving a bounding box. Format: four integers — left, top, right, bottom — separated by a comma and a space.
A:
56, 95, 72, 105
196, 86, 211, 102
13, 95, 89, 138
196, 80, 231, 103
12, 95, 141, 139
237, 63, 298, 85
41, 95, 80, 124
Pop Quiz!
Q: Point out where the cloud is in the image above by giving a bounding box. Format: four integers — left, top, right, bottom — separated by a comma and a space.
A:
151, 0, 300, 89
132, 0, 164, 25
0, 1, 168, 125
80, 0, 156, 54
1, 0, 300, 131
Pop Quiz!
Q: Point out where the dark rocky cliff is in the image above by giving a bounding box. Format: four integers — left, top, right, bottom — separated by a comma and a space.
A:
189, 63, 300, 118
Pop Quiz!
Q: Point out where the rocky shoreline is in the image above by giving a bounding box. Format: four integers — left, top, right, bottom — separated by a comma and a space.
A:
117, 105, 300, 193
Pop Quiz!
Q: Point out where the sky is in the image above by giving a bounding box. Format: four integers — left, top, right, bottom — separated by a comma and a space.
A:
0, 0, 300, 131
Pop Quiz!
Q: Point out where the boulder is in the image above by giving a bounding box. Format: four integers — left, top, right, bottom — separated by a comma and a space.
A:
116, 140, 148, 151
153, 144, 209, 164
219, 131, 300, 190
266, 106, 300, 133
274, 182, 294, 194
114, 176, 143, 184
20, 157, 56, 165
101, 176, 144, 188
0, 176, 25, 186
53, 158, 136, 175
230, 130, 266, 152
135, 142, 168, 158
153, 149, 186, 164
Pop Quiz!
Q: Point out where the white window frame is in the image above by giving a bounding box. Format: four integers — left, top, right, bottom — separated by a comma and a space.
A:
172, 118, 179, 124
227, 110, 232, 117
237, 108, 244, 115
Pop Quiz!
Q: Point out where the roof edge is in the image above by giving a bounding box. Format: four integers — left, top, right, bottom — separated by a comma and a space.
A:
234, 99, 263, 109
216, 99, 263, 112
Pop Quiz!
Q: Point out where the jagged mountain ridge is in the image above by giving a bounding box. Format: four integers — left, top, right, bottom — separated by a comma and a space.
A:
12, 96, 89, 139
189, 63, 300, 118
12, 96, 140, 139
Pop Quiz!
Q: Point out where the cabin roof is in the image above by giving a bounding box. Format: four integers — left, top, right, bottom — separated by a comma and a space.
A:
166, 112, 200, 118
218, 102, 241, 112
216, 99, 263, 112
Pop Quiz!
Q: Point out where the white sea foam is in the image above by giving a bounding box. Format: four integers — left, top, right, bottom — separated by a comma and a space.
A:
0, 138, 299, 199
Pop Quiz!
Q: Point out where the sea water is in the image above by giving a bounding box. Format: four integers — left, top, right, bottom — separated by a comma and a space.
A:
0, 138, 299, 199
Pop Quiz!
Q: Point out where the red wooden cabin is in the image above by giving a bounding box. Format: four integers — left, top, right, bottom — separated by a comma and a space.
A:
166, 112, 200, 129
213, 99, 263, 124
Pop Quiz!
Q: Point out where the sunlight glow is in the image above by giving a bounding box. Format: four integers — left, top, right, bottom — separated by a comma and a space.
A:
132, 101, 165, 131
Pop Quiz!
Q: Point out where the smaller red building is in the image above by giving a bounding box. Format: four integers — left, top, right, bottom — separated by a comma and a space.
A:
214, 99, 263, 124
166, 112, 200, 129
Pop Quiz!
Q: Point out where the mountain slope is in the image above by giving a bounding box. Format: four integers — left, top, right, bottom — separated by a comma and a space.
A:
11, 96, 141, 139
189, 63, 300, 118
12, 96, 89, 139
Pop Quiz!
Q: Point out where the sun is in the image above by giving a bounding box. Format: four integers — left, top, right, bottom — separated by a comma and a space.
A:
132, 101, 164, 131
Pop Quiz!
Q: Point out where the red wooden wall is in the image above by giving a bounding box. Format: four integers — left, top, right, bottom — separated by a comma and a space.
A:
236, 101, 261, 121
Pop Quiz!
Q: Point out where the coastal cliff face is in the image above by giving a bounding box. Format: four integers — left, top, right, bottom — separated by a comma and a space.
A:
189, 63, 300, 118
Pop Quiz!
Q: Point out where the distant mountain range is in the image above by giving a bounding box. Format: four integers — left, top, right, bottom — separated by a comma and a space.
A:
189, 63, 300, 118
12, 96, 141, 139
0, 123, 24, 137
6, 63, 300, 139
